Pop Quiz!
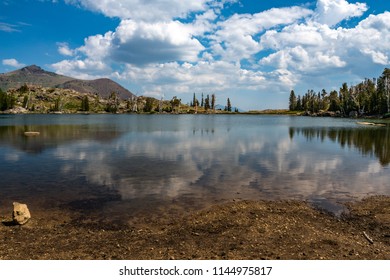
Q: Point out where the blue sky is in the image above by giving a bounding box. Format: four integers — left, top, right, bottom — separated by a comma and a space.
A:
1, 0, 389, 110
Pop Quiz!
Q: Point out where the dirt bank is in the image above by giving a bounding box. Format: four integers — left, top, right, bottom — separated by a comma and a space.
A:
1, 196, 389, 260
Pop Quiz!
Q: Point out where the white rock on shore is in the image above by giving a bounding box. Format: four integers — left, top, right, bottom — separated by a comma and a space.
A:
12, 202, 31, 225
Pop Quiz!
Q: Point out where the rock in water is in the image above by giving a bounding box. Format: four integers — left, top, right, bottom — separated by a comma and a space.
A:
12, 202, 31, 225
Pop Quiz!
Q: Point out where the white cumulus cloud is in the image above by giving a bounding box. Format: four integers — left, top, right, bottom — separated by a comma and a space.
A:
65, 0, 208, 21
313, 0, 368, 26
110, 20, 205, 65
2, 58, 25, 68
210, 6, 313, 62
50, 1, 390, 110
57, 42, 75, 56
52, 58, 110, 79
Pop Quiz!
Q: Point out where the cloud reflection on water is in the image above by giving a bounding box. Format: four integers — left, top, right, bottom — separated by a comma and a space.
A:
1, 115, 389, 214
51, 118, 390, 213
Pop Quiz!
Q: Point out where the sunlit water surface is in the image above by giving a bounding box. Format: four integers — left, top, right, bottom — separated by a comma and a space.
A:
1, 114, 389, 217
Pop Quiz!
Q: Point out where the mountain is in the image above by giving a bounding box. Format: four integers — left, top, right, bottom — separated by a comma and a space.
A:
56, 78, 134, 100
0, 65, 73, 90
0, 65, 135, 100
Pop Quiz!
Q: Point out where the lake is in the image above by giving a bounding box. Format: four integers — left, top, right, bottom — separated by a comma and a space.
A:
0, 114, 389, 218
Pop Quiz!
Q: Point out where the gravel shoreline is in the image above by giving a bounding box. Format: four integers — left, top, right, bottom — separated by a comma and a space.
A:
1, 196, 389, 260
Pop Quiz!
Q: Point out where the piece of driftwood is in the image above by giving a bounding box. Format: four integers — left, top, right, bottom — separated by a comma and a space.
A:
363, 231, 374, 244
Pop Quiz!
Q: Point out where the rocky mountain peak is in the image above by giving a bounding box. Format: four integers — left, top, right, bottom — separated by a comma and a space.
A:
20, 65, 46, 74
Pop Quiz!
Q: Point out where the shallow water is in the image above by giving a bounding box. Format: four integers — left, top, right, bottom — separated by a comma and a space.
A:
0, 114, 389, 216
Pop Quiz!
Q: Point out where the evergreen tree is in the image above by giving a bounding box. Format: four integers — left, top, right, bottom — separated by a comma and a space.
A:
296, 95, 302, 111
227, 98, 232, 112
289, 90, 297, 111
204, 94, 210, 110
54, 97, 61, 111
289, 68, 390, 116
0, 89, 16, 111
0, 88, 6, 111
81, 95, 90, 111
18, 84, 29, 93
144, 97, 155, 112
192, 93, 197, 108
377, 68, 390, 114
211, 94, 216, 112
328, 90, 340, 112
320, 89, 329, 111
339, 82, 351, 115
170, 96, 181, 112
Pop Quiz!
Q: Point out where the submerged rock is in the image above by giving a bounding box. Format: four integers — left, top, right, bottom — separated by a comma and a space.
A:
12, 202, 31, 225
24, 131, 40, 136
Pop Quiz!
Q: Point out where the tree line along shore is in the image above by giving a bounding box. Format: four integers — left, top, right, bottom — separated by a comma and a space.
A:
1, 67, 389, 117
0, 84, 238, 115
288, 68, 390, 118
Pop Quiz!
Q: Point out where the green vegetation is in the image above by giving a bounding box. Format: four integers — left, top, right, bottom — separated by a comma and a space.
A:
52, 97, 61, 112
170, 96, 181, 113
0, 88, 16, 111
80, 95, 90, 112
22, 95, 29, 108
105, 92, 119, 113
18, 84, 29, 94
289, 68, 390, 117
225, 97, 232, 112
189, 93, 235, 113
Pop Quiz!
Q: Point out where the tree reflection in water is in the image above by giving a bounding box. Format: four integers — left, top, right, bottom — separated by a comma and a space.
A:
289, 125, 390, 166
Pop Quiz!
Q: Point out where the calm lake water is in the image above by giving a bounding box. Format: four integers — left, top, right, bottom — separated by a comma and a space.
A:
0, 114, 389, 217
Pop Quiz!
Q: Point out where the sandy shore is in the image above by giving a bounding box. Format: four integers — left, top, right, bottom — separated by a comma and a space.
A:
1, 196, 389, 260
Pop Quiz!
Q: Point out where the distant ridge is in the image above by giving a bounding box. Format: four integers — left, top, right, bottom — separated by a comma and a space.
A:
215, 104, 244, 112
0, 65, 135, 100
0, 65, 74, 89
57, 78, 135, 100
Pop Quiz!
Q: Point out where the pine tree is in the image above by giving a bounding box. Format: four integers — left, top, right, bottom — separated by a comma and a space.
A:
0, 88, 6, 111
53, 97, 61, 111
296, 95, 302, 110
289, 90, 297, 111
192, 93, 197, 108
289, 68, 390, 116
170, 96, 181, 112
18, 84, 29, 93
339, 82, 350, 115
144, 97, 154, 112
204, 94, 210, 110
211, 94, 216, 112
227, 98, 232, 112
328, 90, 340, 112
81, 95, 90, 111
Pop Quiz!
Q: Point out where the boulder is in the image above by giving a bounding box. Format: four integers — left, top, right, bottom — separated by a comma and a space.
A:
349, 111, 358, 118
12, 202, 31, 225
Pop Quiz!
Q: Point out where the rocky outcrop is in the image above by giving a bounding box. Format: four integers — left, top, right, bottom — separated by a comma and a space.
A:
349, 111, 358, 118
12, 202, 31, 225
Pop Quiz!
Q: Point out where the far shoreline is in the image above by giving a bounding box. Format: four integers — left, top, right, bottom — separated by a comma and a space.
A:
1, 109, 390, 121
